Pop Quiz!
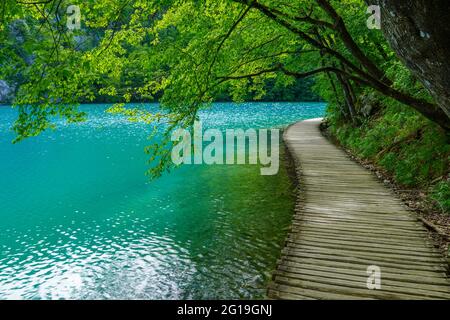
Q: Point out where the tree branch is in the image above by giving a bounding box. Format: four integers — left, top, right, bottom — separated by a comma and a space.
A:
314, 0, 390, 84
231, 0, 449, 130
207, 4, 253, 81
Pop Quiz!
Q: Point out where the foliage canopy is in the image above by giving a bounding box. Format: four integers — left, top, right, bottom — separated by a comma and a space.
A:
1, 0, 449, 188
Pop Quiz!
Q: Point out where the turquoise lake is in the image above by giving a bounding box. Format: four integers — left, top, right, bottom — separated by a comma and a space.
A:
0, 102, 325, 299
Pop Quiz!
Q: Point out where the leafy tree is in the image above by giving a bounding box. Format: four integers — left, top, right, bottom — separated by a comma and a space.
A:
1, 0, 449, 177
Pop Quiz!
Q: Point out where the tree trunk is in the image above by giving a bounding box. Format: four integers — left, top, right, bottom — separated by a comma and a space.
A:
337, 73, 356, 122
370, 0, 450, 123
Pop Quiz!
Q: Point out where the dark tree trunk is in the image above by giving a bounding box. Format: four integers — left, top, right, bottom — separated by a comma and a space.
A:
337, 73, 356, 122
371, 0, 450, 123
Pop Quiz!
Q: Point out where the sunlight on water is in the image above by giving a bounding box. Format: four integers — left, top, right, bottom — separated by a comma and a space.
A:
0, 102, 325, 299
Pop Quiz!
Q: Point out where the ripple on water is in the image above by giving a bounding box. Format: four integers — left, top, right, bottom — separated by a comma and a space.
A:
0, 102, 325, 299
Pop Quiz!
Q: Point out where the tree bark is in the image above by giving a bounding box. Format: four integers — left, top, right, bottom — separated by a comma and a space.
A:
370, 0, 450, 123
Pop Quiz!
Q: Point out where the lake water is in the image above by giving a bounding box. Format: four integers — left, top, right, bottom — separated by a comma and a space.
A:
0, 102, 325, 299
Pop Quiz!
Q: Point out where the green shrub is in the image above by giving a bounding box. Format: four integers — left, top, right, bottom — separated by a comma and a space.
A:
432, 181, 450, 213
327, 100, 450, 214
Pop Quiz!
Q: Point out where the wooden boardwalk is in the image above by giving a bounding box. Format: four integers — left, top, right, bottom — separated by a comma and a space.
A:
268, 118, 450, 300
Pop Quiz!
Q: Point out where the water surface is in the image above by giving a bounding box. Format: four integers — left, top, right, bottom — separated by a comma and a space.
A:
0, 102, 325, 299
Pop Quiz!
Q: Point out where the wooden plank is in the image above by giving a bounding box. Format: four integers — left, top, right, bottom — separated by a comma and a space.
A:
286, 242, 443, 262
286, 236, 439, 257
268, 118, 450, 300
292, 215, 425, 230
284, 245, 445, 265
291, 221, 429, 236
287, 233, 438, 254
274, 268, 450, 297
274, 274, 449, 300
281, 249, 447, 273
291, 223, 431, 241
292, 230, 433, 247
280, 254, 449, 278
278, 259, 450, 286
274, 275, 438, 300
268, 283, 373, 300
299, 209, 418, 221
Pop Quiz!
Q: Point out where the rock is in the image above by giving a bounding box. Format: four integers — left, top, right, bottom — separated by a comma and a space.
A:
359, 92, 381, 117
0, 80, 14, 104
368, 0, 450, 122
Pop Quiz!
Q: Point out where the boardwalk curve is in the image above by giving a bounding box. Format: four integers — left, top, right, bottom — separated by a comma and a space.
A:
268, 118, 450, 300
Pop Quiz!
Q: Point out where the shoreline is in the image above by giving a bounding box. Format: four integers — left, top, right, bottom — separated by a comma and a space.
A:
0, 100, 326, 107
